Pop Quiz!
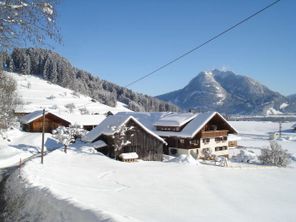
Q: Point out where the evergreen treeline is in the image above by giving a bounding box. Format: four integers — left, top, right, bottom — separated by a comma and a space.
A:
0, 48, 180, 112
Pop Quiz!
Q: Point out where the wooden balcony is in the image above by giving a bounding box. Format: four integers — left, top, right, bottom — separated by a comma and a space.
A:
201, 130, 228, 138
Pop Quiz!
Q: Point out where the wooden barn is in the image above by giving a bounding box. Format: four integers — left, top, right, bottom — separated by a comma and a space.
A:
83, 115, 166, 161
21, 110, 71, 133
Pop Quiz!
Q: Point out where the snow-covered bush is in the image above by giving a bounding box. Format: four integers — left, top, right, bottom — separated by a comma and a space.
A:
52, 125, 87, 153
168, 154, 199, 165
47, 95, 56, 100
65, 103, 75, 113
79, 107, 90, 115
72, 91, 80, 98
202, 148, 215, 160
27, 82, 31, 89
50, 104, 58, 109
233, 149, 257, 163
258, 141, 290, 167
215, 156, 229, 167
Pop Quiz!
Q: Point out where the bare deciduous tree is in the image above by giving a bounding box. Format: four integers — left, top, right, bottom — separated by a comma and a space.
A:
0, 71, 20, 129
0, 1, 61, 130
259, 141, 290, 167
111, 124, 135, 159
0, 0, 61, 50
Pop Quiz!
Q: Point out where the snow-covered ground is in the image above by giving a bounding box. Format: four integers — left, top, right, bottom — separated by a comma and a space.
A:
1, 71, 132, 169
9, 71, 130, 114
230, 121, 296, 155
11, 120, 296, 221
0, 128, 60, 168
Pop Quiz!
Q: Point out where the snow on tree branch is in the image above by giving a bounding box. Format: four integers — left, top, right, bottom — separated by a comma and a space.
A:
52, 125, 87, 153
111, 124, 135, 154
0, 0, 61, 51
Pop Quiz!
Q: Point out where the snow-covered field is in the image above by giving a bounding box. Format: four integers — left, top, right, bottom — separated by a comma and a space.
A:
230, 121, 296, 157
9, 120, 296, 222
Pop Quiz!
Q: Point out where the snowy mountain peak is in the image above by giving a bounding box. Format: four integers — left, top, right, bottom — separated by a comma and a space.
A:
157, 69, 289, 114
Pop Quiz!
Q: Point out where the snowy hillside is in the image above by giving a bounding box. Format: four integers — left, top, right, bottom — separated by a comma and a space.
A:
1, 48, 180, 112
8, 71, 131, 115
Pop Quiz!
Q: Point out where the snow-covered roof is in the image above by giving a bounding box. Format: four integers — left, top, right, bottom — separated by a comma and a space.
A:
154, 112, 197, 127
119, 152, 139, 160
91, 140, 107, 149
56, 114, 106, 127
83, 111, 238, 142
82, 115, 167, 144
174, 111, 238, 138
123, 111, 237, 138
20, 110, 48, 124
20, 110, 105, 127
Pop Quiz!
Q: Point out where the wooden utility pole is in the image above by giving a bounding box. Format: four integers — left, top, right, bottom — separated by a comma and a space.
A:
279, 121, 282, 139
41, 109, 45, 164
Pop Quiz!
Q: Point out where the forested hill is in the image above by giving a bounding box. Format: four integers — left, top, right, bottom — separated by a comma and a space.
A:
0, 48, 179, 112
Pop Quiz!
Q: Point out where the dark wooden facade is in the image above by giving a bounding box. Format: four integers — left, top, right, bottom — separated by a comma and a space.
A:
22, 113, 70, 133
83, 125, 97, 131
95, 119, 164, 161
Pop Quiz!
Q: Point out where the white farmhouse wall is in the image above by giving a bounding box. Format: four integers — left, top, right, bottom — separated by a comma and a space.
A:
199, 137, 229, 158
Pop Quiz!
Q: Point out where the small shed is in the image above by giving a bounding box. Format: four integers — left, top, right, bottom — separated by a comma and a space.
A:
21, 110, 71, 133
119, 152, 139, 162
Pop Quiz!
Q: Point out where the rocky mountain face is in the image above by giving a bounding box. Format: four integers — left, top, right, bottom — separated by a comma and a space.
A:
0, 48, 180, 112
285, 94, 296, 113
157, 69, 290, 115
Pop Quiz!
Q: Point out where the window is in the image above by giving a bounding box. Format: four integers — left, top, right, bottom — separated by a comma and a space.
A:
215, 146, 228, 151
191, 139, 199, 145
215, 137, 222, 142
179, 139, 185, 144
170, 148, 178, 155
202, 138, 210, 144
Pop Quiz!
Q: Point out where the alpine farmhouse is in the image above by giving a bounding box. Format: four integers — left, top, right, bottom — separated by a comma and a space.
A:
83, 111, 238, 160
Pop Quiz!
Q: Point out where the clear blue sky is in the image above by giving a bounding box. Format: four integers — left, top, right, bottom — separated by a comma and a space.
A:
50, 0, 295, 96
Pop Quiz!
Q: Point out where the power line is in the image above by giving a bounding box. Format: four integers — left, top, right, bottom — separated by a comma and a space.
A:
125, 0, 281, 88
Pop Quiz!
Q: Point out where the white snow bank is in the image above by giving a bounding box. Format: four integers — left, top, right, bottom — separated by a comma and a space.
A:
167, 154, 199, 165
0, 128, 60, 169
232, 149, 258, 163
266, 107, 282, 115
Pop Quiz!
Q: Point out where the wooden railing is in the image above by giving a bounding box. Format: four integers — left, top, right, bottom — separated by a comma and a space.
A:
201, 130, 228, 138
